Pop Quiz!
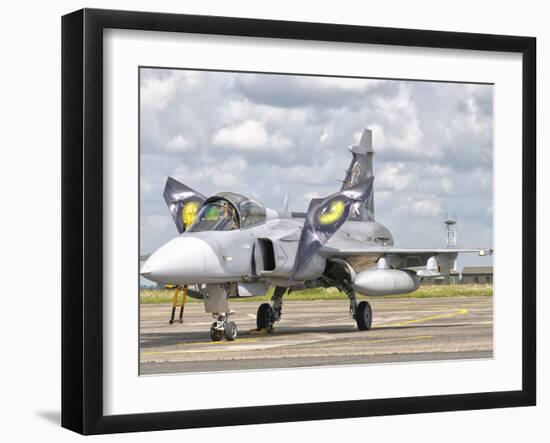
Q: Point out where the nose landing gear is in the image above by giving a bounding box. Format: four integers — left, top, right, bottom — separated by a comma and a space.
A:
210, 312, 238, 341
202, 284, 240, 342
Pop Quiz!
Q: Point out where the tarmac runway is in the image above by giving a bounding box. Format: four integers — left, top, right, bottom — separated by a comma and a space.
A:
140, 296, 493, 375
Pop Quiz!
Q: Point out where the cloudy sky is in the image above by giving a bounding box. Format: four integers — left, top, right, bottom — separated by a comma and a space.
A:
140, 68, 494, 268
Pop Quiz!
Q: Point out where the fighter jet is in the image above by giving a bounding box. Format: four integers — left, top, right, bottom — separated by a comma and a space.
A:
141, 129, 492, 341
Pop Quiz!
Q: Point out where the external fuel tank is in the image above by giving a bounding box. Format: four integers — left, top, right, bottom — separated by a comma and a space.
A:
353, 268, 420, 296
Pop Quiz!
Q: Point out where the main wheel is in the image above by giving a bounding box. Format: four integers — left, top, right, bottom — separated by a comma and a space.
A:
210, 322, 223, 341
356, 301, 372, 331
257, 303, 274, 330
224, 321, 238, 341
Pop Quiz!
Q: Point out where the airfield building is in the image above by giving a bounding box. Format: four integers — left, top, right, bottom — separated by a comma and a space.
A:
461, 266, 493, 284
417, 269, 460, 285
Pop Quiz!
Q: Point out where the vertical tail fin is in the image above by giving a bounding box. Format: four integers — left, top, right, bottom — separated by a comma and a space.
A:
277, 192, 291, 218
341, 129, 375, 221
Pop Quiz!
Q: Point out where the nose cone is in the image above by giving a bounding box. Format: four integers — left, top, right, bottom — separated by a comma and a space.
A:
141, 236, 215, 285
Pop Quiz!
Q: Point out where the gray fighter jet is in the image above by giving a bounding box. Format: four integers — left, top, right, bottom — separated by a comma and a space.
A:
141, 129, 492, 341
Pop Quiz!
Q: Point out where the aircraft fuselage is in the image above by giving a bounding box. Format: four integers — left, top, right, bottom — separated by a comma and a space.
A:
141, 218, 393, 287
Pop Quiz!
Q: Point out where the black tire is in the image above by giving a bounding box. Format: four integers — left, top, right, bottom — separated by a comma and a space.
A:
224, 321, 238, 341
210, 322, 222, 341
356, 301, 372, 331
257, 303, 274, 330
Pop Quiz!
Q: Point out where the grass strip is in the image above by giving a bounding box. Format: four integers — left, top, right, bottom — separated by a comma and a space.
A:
139, 284, 493, 304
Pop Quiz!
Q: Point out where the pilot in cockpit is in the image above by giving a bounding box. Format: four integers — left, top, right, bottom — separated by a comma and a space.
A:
188, 200, 238, 232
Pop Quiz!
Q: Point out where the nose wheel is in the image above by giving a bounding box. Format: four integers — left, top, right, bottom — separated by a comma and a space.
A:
224, 321, 238, 341
209, 314, 238, 341
210, 323, 223, 341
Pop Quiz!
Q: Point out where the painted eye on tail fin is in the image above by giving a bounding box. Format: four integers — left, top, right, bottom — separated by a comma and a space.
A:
293, 177, 374, 277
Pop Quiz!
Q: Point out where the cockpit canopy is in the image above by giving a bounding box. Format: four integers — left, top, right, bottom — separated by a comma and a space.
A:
187, 192, 266, 232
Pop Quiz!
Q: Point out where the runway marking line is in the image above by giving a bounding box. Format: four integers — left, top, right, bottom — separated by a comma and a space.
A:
379, 308, 468, 327
175, 337, 258, 346
363, 335, 432, 344
142, 335, 434, 357
142, 348, 241, 356
288, 335, 434, 349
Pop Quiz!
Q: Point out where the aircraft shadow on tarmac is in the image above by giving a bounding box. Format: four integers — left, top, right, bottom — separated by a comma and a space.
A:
139, 323, 473, 348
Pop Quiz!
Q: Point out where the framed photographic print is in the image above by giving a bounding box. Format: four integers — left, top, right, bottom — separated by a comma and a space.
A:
61, 8, 536, 435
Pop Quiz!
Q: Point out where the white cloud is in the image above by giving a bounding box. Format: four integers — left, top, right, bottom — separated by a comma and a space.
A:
141, 71, 202, 112
376, 163, 413, 192
425, 164, 452, 177
140, 214, 173, 234
370, 85, 441, 159
164, 134, 193, 153
320, 129, 329, 143
398, 197, 443, 217
212, 119, 293, 152
172, 157, 247, 191
439, 177, 453, 193
303, 77, 385, 93
141, 75, 174, 112
207, 157, 247, 188
212, 119, 268, 150
220, 99, 309, 126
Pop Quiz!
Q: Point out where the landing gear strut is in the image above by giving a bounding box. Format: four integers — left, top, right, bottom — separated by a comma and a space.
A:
209, 312, 238, 341
256, 286, 286, 331
202, 284, 239, 341
343, 285, 357, 319
344, 286, 372, 330
322, 270, 374, 331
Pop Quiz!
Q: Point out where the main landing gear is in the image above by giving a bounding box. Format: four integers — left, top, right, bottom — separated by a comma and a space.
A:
256, 286, 286, 331
355, 300, 372, 330
209, 312, 238, 342
342, 284, 372, 331
322, 261, 373, 331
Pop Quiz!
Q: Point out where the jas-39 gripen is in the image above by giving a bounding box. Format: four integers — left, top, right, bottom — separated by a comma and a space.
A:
141, 129, 492, 341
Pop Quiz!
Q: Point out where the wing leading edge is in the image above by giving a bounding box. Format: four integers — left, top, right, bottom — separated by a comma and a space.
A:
320, 242, 492, 270
319, 245, 493, 257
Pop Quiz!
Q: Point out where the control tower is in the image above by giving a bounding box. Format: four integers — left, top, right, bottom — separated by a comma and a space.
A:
444, 214, 457, 248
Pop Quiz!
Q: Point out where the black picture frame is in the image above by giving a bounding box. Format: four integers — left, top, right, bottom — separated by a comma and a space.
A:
62, 8, 536, 435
